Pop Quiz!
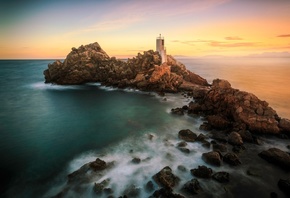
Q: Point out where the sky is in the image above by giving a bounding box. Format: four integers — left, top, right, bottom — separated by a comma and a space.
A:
0, 0, 290, 59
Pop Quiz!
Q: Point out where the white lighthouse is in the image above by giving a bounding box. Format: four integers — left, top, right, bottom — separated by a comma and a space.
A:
156, 34, 167, 63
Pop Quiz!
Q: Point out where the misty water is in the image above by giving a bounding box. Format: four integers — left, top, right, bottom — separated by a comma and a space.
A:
0, 58, 289, 197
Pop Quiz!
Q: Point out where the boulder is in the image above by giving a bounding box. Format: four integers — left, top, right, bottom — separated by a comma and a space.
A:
177, 141, 187, 147
212, 172, 230, 183
123, 184, 141, 197
190, 165, 213, 178
258, 148, 290, 170
212, 79, 231, 89
195, 133, 208, 142
153, 166, 180, 189
93, 179, 110, 194
279, 118, 290, 134
178, 129, 197, 142
237, 130, 253, 143
131, 157, 141, 164
202, 151, 222, 166
182, 179, 203, 195
223, 153, 241, 166
228, 132, 243, 146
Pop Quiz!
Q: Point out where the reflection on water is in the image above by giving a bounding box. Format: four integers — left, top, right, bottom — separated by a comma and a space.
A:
181, 57, 290, 119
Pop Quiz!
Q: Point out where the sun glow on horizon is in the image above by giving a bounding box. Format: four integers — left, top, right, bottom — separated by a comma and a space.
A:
1, 0, 290, 59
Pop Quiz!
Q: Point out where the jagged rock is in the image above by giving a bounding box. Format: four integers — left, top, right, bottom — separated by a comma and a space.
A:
202, 151, 222, 166
278, 179, 290, 197
223, 152, 241, 166
153, 166, 179, 189
178, 129, 197, 142
212, 172, 230, 183
191, 78, 282, 135
89, 158, 107, 171
228, 132, 243, 146
152, 188, 185, 198
190, 165, 213, 178
258, 148, 290, 170
182, 179, 203, 195
93, 179, 110, 194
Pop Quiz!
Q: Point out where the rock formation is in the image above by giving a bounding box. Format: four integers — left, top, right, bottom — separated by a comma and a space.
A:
44, 42, 208, 92
187, 79, 290, 135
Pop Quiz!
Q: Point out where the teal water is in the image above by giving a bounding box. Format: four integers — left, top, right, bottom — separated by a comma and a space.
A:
0, 59, 289, 197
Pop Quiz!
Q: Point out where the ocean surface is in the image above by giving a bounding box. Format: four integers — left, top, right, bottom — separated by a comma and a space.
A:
0, 58, 289, 197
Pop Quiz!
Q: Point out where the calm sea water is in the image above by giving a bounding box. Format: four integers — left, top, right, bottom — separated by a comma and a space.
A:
0, 59, 289, 197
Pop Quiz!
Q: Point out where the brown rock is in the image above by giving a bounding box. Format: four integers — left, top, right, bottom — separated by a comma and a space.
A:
212, 172, 230, 183
258, 148, 290, 170
228, 132, 243, 146
153, 166, 180, 189
207, 115, 230, 130
190, 165, 213, 178
223, 152, 241, 166
202, 151, 222, 166
178, 129, 197, 142
279, 118, 290, 134
182, 179, 203, 195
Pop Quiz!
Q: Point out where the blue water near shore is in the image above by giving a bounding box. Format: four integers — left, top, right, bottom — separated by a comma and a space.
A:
0, 59, 289, 197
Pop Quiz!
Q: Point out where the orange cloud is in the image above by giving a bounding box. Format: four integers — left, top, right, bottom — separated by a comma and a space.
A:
225, 36, 243, 40
210, 41, 256, 47
277, 34, 290, 38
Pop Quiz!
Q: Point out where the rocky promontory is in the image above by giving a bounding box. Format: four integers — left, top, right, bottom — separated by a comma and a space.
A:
43, 42, 208, 92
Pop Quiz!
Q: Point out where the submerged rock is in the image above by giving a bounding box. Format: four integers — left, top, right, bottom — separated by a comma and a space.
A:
258, 148, 290, 170
182, 179, 203, 195
152, 188, 185, 198
212, 172, 230, 183
223, 152, 241, 166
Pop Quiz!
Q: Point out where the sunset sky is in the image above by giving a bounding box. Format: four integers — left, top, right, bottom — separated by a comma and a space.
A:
1, 0, 290, 59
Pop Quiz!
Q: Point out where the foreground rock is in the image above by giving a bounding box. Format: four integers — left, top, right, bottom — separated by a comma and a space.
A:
44, 42, 208, 92
187, 78, 289, 135
153, 166, 180, 189
258, 148, 290, 170
278, 179, 290, 197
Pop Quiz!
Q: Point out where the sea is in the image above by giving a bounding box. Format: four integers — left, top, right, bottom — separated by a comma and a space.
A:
0, 58, 289, 197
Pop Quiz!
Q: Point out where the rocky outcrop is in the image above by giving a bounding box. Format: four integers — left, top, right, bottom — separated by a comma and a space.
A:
188, 79, 287, 135
258, 148, 290, 170
44, 42, 208, 92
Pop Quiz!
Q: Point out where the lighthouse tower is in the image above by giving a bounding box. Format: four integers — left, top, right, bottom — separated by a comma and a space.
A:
156, 34, 167, 63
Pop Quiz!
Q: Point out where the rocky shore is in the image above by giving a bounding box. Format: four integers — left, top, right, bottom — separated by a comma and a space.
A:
44, 42, 290, 197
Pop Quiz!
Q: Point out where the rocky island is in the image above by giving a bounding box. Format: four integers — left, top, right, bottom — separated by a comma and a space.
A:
44, 42, 290, 197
